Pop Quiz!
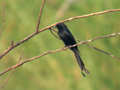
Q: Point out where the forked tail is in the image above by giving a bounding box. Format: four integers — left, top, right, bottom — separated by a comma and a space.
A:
73, 49, 89, 76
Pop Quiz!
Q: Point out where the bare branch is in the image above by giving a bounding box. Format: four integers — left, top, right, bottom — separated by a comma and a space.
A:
0, 9, 120, 60
36, 0, 46, 32
87, 44, 120, 61
0, 32, 120, 76
0, 56, 22, 89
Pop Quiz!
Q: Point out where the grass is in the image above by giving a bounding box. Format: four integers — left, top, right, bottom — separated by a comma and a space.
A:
0, 0, 120, 90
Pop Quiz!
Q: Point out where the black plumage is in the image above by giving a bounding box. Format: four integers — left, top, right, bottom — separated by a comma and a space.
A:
56, 23, 89, 75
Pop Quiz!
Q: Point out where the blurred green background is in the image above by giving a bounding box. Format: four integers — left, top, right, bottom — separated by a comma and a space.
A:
0, 0, 120, 90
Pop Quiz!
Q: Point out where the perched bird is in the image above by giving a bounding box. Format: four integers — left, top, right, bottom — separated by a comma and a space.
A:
56, 23, 89, 76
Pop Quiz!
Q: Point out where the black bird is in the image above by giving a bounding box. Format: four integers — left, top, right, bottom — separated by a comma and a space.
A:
56, 23, 89, 75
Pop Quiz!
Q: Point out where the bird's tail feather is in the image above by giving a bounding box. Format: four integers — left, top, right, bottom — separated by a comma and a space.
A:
73, 49, 89, 76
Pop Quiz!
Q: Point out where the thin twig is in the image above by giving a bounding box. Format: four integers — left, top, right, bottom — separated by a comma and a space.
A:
0, 56, 22, 89
36, 0, 46, 32
87, 44, 120, 61
0, 9, 120, 60
0, 32, 120, 76
49, 28, 61, 40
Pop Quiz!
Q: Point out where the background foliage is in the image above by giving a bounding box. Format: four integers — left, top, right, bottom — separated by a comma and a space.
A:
0, 0, 120, 90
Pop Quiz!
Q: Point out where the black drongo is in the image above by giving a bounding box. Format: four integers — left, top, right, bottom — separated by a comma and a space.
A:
56, 23, 89, 76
